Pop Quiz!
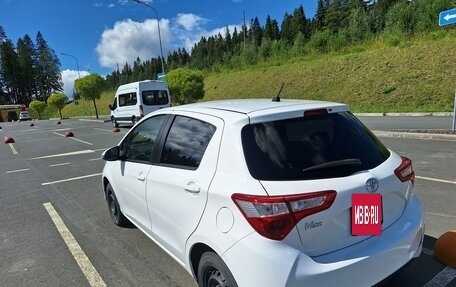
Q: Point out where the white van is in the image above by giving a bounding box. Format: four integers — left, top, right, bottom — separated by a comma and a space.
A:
109, 80, 171, 127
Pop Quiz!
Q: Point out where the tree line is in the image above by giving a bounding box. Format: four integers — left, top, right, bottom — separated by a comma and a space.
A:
0, 27, 62, 105
106, 0, 456, 91
1, 0, 455, 108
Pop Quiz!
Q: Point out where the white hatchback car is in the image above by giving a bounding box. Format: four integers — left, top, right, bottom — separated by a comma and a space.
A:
102, 99, 425, 287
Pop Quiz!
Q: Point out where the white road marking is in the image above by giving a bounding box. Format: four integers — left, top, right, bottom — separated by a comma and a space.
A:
422, 247, 434, 256
30, 150, 94, 160
426, 212, 456, 219
53, 132, 66, 137
416, 176, 456, 185
50, 162, 71, 167
6, 168, 30, 174
41, 173, 102, 186
43, 202, 107, 287
9, 143, 18, 155
94, 148, 110, 152
52, 131, 93, 145
424, 267, 456, 287
94, 128, 116, 133
53, 128, 71, 132
69, 137, 93, 146
89, 158, 101, 162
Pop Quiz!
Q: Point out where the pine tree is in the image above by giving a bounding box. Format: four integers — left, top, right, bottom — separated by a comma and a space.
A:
0, 36, 20, 103
17, 34, 36, 103
35, 32, 62, 101
250, 17, 262, 47
264, 15, 280, 41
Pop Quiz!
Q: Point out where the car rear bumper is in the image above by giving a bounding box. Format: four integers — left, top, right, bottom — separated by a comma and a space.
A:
222, 192, 424, 287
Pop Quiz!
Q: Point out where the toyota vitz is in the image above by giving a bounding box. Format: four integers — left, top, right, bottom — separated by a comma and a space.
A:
101, 99, 425, 287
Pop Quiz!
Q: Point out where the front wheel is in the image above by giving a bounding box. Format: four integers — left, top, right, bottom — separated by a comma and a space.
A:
198, 252, 238, 287
111, 117, 119, 128
106, 183, 129, 227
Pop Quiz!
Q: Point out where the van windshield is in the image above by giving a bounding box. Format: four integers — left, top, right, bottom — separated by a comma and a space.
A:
142, 90, 169, 105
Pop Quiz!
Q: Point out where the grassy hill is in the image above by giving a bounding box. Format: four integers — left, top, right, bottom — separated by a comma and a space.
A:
204, 31, 456, 113
38, 30, 456, 120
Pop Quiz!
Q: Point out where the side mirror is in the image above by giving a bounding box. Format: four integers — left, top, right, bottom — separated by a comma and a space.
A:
102, 146, 120, 161
108, 104, 113, 111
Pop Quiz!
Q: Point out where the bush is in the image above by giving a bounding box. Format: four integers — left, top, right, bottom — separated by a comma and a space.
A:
307, 30, 332, 53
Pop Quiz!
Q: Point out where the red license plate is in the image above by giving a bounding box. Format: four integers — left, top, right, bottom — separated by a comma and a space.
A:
351, 193, 383, 236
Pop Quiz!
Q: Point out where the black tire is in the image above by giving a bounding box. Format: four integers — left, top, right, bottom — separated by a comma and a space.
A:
106, 183, 129, 227
112, 117, 119, 128
198, 252, 238, 287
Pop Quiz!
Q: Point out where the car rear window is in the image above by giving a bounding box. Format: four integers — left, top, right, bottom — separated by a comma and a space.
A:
241, 112, 390, 180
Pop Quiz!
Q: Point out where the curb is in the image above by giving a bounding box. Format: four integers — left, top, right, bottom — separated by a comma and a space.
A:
355, 112, 454, 117
373, 131, 456, 141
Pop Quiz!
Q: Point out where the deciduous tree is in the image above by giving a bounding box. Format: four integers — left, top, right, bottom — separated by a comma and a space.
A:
164, 68, 204, 105
74, 73, 106, 119
29, 100, 46, 119
47, 93, 68, 119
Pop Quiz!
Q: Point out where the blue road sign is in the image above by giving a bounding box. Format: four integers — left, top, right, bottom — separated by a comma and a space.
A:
439, 8, 456, 26
157, 72, 165, 80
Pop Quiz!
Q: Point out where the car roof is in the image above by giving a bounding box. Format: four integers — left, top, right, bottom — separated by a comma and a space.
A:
172, 99, 347, 115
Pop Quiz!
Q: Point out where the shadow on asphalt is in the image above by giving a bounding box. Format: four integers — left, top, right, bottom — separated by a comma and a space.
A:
375, 235, 456, 287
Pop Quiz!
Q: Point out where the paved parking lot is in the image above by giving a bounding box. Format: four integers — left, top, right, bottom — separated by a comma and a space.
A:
1, 118, 455, 287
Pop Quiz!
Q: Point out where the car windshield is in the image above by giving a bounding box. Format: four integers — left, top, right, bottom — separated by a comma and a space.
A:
241, 111, 390, 181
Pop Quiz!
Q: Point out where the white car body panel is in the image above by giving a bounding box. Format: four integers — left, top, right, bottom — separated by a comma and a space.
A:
102, 99, 425, 287
146, 111, 224, 263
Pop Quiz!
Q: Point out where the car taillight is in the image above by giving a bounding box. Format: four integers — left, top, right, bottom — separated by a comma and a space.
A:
232, 191, 336, 240
395, 156, 415, 184
139, 105, 144, 117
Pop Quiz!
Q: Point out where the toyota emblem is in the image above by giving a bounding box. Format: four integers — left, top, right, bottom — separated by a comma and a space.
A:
365, 178, 379, 193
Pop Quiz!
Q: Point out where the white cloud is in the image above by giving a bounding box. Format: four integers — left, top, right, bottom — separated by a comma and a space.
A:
107, 4, 115, 8
175, 13, 208, 31
61, 69, 90, 99
95, 13, 242, 70
96, 18, 171, 70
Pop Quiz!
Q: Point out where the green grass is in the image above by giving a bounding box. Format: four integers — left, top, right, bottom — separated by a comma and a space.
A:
203, 31, 456, 113
28, 90, 115, 120
34, 30, 456, 119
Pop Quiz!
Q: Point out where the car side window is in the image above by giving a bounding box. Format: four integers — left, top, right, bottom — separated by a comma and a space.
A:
160, 116, 216, 169
120, 115, 166, 163
119, 92, 137, 107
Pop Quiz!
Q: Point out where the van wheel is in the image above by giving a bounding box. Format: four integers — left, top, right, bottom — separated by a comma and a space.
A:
198, 252, 238, 287
112, 117, 119, 128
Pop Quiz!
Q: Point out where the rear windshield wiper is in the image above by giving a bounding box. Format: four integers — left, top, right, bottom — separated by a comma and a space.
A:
302, 158, 362, 173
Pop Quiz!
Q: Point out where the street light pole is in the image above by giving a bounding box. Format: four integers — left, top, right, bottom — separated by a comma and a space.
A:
133, 0, 165, 76
60, 52, 86, 115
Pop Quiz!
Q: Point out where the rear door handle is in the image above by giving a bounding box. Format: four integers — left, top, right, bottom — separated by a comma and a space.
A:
183, 181, 200, 194
136, 171, 146, 181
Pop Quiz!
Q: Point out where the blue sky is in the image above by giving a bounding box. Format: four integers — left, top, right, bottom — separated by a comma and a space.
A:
1, 0, 317, 97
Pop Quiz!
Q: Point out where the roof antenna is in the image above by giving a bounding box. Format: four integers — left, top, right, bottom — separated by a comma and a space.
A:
272, 83, 284, 102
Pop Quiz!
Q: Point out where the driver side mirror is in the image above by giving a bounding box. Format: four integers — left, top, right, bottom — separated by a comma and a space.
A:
108, 104, 114, 111
102, 146, 120, 161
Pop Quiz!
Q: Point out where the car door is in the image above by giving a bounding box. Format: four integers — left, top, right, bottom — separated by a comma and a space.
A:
146, 112, 223, 263
115, 114, 168, 231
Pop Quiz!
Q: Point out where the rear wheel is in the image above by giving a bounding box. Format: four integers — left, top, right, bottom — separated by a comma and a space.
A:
106, 183, 128, 227
198, 252, 238, 287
